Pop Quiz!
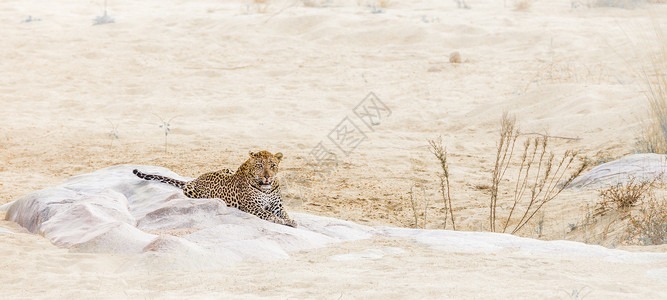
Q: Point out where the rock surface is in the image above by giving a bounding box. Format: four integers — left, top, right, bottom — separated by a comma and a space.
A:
3, 165, 374, 261
569, 154, 667, 189
3, 164, 667, 266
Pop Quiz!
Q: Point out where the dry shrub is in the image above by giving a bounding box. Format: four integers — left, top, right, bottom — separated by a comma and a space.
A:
635, 24, 667, 153
626, 197, 667, 245
428, 136, 456, 230
490, 113, 588, 234
489, 113, 519, 232
523, 61, 612, 94
595, 178, 657, 215
408, 184, 429, 229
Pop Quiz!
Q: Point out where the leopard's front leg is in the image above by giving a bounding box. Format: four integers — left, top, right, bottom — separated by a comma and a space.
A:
266, 200, 296, 228
236, 201, 295, 227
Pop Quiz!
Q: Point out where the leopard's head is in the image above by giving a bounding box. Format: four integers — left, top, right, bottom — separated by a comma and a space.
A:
245, 150, 283, 191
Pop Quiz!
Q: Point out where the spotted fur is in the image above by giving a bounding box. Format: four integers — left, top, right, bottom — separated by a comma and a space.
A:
133, 151, 295, 227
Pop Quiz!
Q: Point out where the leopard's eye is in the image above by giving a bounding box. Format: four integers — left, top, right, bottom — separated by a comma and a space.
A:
270, 164, 276, 169
255, 163, 263, 168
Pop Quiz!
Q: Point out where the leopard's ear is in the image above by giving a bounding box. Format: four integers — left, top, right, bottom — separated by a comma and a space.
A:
274, 152, 283, 162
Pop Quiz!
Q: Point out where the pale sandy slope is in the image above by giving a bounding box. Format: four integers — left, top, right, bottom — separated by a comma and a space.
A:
2, 0, 667, 298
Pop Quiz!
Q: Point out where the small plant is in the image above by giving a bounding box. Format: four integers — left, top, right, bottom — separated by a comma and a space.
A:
408, 184, 429, 229
428, 136, 456, 230
22, 16, 42, 23
489, 113, 588, 234
106, 119, 119, 148
595, 177, 658, 215
93, 0, 114, 25
154, 114, 177, 153
490, 112, 519, 232
408, 185, 420, 228
634, 19, 667, 153
625, 197, 667, 245
533, 213, 544, 238
455, 0, 471, 9
562, 286, 592, 299
505, 142, 588, 234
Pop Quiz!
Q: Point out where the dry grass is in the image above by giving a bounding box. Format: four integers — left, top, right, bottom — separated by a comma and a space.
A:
523, 61, 612, 94
595, 177, 657, 215
489, 113, 588, 234
572, 177, 666, 246
635, 24, 667, 154
489, 113, 519, 232
408, 184, 429, 229
625, 197, 667, 245
428, 136, 456, 230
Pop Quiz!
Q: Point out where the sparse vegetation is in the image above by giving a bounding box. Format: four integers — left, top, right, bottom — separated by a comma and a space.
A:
408, 184, 429, 229
569, 176, 666, 246
523, 61, 612, 94
595, 177, 657, 215
625, 197, 667, 245
93, 0, 114, 25
490, 113, 588, 234
106, 119, 119, 148
635, 25, 667, 154
154, 114, 177, 153
562, 286, 592, 300
428, 136, 456, 230
489, 112, 520, 232
455, 0, 471, 9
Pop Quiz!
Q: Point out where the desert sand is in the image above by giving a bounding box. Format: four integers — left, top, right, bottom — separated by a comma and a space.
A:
2, 0, 667, 298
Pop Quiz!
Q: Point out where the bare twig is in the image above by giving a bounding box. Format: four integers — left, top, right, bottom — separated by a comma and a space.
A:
522, 132, 582, 141
153, 114, 178, 153
490, 112, 518, 232
428, 136, 456, 230
409, 185, 419, 228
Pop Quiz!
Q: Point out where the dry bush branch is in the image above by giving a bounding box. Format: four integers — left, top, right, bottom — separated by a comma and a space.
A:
490, 112, 519, 232
626, 197, 667, 245
635, 22, 667, 154
428, 136, 456, 230
489, 113, 588, 234
409, 185, 419, 228
510, 150, 588, 234
595, 177, 659, 216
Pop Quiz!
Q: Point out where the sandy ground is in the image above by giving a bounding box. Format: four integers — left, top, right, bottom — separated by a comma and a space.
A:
2, 0, 667, 298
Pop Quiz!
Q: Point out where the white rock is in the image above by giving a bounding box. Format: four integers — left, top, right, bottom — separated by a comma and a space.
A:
4, 165, 375, 262
568, 153, 667, 189
4, 164, 667, 266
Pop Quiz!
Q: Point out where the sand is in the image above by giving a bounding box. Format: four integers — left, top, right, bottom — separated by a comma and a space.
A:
2, 0, 667, 298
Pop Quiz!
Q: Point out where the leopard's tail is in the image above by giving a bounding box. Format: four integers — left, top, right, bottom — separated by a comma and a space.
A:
133, 169, 187, 189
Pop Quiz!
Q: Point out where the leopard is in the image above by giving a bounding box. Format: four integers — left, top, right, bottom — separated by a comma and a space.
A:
133, 150, 296, 227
